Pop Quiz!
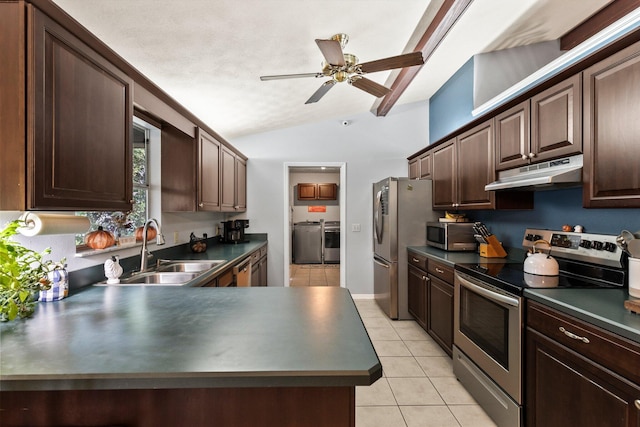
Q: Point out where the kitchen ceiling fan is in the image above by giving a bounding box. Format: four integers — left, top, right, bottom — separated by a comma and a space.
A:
259, 33, 424, 104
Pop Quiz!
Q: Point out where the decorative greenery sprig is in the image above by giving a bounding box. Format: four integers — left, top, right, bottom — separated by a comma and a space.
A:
0, 220, 66, 321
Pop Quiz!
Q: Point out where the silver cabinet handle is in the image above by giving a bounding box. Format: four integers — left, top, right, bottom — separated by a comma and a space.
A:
635, 400, 640, 410
521, 154, 528, 160
412, 257, 420, 263
529, 152, 536, 158
559, 326, 590, 344
199, 203, 204, 208
435, 267, 444, 274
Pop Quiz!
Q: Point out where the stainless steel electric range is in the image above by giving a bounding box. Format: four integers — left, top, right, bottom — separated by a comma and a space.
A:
452, 228, 626, 427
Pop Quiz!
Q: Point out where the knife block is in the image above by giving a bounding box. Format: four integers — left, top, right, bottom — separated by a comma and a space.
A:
479, 235, 508, 258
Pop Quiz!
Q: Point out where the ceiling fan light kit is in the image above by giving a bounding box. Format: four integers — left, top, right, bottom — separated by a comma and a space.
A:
260, 33, 425, 104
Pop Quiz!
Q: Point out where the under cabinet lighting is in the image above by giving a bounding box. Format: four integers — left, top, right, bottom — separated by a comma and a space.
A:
472, 7, 640, 117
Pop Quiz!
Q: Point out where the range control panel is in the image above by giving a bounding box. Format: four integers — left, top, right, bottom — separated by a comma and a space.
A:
522, 228, 623, 267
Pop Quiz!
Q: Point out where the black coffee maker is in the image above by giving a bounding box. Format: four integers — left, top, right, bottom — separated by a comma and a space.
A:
221, 220, 249, 244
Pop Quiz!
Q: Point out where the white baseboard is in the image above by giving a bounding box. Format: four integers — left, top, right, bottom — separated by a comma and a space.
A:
350, 294, 375, 300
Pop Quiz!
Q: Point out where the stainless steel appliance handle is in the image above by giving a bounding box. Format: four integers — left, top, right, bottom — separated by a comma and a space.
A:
373, 257, 390, 269
457, 273, 519, 307
374, 190, 383, 244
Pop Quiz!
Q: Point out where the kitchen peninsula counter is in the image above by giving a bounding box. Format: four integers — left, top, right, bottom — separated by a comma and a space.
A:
1, 286, 381, 427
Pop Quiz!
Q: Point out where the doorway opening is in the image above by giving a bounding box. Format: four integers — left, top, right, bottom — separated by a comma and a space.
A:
283, 162, 346, 287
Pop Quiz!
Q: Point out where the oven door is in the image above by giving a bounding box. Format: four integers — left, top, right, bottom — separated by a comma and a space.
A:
454, 271, 522, 403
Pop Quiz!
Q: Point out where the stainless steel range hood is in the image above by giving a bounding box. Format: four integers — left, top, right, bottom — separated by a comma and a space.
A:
485, 155, 583, 191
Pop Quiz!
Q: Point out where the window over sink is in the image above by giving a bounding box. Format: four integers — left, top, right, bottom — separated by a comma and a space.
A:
75, 120, 153, 252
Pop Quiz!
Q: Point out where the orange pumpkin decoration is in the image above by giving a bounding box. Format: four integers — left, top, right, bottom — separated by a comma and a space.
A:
85, 226, 115, 249
135, 226, 157, 242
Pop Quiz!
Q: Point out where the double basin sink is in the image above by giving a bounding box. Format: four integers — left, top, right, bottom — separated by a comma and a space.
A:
110, 259, 227, 286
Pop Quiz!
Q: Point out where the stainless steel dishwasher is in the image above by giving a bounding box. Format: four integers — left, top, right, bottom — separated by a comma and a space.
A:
293, 221, 322, 264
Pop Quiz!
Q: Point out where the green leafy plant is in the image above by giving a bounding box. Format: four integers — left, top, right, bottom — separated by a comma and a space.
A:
0, 220, 66, 321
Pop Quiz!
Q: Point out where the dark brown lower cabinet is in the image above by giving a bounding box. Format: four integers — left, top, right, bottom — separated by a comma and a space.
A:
1, 386, 355, 427
428, 276, 453, 356
526, 301, 640, 427
408, 264, 428, 328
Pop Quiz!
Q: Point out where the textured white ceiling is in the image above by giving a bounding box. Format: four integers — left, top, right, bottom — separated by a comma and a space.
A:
51, 0, 611, 140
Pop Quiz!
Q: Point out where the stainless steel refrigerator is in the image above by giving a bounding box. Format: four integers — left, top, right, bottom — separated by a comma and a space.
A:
373, 177, 437, 319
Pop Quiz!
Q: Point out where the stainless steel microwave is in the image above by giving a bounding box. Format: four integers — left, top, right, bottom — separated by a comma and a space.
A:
426, 222, 477, 251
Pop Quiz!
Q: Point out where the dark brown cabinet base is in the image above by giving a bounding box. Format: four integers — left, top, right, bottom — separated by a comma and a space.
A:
1, 386, 355, 427
526, 301, 640, 427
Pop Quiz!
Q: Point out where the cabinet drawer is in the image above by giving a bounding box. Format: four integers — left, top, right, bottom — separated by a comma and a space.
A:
527, 301, 640, 384
260, 246, 267, 259
427, 260, 454, 283
251, 250, 261, 264
217, 269, 234, 287
408, 251, 428, 271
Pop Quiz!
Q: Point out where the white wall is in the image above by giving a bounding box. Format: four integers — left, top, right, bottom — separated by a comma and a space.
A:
231, 100, 429, 295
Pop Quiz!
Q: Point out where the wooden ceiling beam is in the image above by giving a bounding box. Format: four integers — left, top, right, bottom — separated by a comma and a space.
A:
561, 0, 640, 50
372, 0, 473, 117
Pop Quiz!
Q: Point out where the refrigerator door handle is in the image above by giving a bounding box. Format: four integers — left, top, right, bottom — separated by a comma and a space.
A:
374, 190, 383, 244
373, 257, 390, 268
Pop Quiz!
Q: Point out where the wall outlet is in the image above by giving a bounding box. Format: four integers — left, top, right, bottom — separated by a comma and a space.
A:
352, 223, 361, 232
173, 231, 179, 244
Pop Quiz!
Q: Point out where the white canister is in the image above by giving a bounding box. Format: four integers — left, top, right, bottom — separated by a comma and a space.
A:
629, 257, 640, 298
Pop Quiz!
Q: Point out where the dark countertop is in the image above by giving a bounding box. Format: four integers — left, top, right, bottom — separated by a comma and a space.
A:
0, 286, 381, 392
407, 245, 525, 267
408, 245, 640, 344
525, 288, 640, 344
79, 236, 268, 289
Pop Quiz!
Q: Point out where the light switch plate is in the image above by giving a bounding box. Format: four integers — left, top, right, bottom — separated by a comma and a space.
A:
352, 224, 361, 232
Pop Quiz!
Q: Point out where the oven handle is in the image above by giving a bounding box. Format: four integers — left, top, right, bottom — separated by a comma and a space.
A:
457, 273, 520, 308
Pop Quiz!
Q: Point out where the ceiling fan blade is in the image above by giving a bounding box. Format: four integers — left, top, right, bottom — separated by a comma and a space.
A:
260, 72, 323, 81
315, 39, 345, 66
305, 80, 336, 104
349, 77, 390, 98
358, 51, 424, 74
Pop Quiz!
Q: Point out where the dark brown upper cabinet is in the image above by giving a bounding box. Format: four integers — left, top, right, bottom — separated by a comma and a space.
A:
1, 4, 133, 211
583, 40, 640, 208
197, 128, 221, 211
432, 121, 533, 211
495, 74, 582, 172
297, 183, 337, 201
161, 125, 197, 212
530, 74, 582, 162
220, 145, 247, 212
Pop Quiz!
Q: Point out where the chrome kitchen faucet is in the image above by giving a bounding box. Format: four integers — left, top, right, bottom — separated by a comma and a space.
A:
139, 218, 165, 273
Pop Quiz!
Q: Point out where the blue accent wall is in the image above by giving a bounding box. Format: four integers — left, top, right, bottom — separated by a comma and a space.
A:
470, 188, 640, 248
428, 58, 474, 144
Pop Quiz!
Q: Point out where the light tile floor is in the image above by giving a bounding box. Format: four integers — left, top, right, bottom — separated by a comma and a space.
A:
289, 264, 340, 287
353, 298, 497, 427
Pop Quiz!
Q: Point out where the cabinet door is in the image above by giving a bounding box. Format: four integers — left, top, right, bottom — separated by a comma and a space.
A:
317, 183, 337, 200
298, 183, 317, 200
408, 159, 419, 179
495, 100, 530, 171
30, 8, 133, 210
235, 157, 247, 211
583, 41, 640, 208
456, 120, 495, 209
432, 139, 456, 209
161, 125, 196, 212
197, 128, 220, 211
427, 276, 453, 356
419, 152, 432, 179
526, 329, 640, 427
220, 145, 236, 211
531, 73, 582, 162
408, 265, 428, 328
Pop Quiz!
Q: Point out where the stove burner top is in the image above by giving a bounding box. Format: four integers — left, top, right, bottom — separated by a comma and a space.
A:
457, 259, 625, 296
